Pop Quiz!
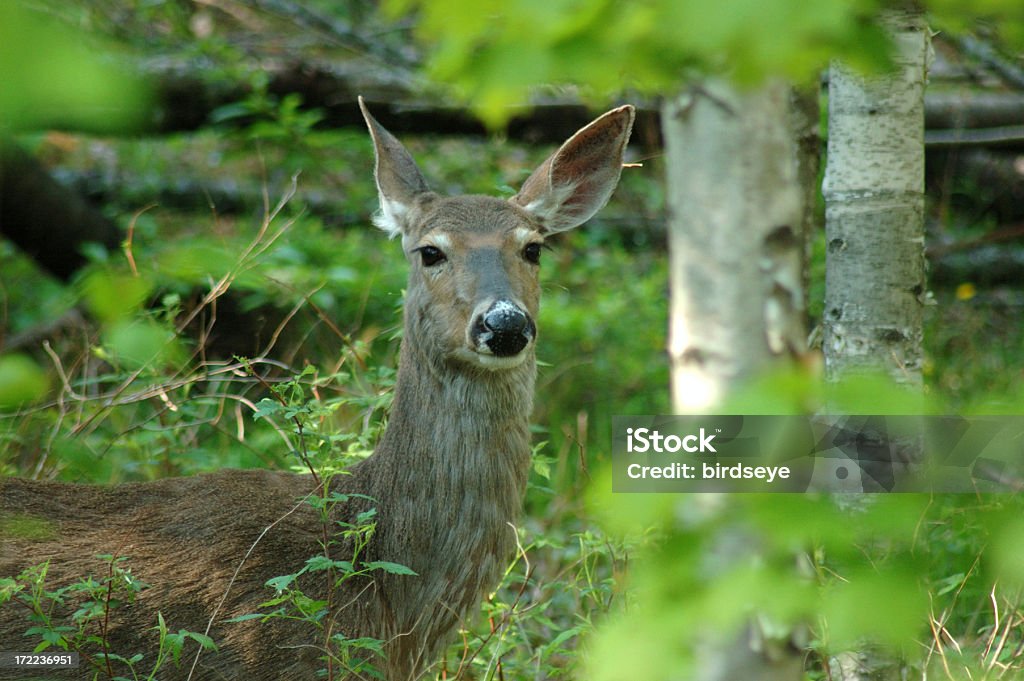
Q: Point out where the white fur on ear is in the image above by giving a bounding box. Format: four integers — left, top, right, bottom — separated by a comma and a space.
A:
519, 183, 579, 230
372, 199, 408, 238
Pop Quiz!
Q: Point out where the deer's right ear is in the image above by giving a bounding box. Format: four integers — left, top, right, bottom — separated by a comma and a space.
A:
359, 96, 430, 238
511, 104, 634, 234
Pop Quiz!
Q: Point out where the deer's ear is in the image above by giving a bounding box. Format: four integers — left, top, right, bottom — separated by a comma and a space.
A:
359, 96, 431, 237
511, 105, 635, 234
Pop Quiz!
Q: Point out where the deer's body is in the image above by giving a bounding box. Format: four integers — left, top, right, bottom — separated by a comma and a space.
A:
0, 100, 634, 680
0, 346, 530, 679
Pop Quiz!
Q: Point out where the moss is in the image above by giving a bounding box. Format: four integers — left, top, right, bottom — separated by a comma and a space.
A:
0, 514, 58, 541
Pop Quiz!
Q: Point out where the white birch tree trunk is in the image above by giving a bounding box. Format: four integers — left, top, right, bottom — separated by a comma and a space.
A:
822, 9, 931, 388
661, 79, 816, 681
664, 79, 812, 413
823, 10, 930, 679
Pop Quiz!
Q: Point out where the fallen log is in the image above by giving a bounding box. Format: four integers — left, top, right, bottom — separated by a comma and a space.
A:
0, 140, 122, 281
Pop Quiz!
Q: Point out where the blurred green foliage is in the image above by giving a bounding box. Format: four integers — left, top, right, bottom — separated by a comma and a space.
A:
384, 0, 893, 125
586, 490, 1024, 679
927, 0, 1024, 44
0, 354, 50, 411
0, 2, 150, 132
386, 0, 1024, 126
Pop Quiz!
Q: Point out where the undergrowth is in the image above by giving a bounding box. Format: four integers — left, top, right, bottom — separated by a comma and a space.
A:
1, 555, 217, 680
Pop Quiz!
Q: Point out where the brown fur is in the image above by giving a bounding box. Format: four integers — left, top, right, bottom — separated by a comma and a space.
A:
0, 100, 634, 680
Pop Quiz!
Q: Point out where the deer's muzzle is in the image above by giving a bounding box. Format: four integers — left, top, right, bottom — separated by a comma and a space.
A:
471, 300, 536, 360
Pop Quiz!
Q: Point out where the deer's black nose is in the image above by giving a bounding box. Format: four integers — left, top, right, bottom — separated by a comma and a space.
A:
478, 301, 534, 357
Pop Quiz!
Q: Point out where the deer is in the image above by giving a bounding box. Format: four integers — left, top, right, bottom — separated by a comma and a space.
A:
0, 98, 634, 680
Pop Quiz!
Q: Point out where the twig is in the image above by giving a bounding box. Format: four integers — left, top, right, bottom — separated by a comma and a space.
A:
983, 583, 1001, 662
41, 340, 86, 402
122, 203, 157, 277
926, 125, 1024, 148
452, 524, 533, 679
261, 278, 369, 371
925, 597, 957, 681
926, 222, 1024, 259
257, 282, 324, 360
100, 558, 117, 679
173, 174, 300, 337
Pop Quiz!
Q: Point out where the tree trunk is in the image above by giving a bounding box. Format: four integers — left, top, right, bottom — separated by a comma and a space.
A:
664, 79, 810, 412
821, 8, 931, 681
662, 79, 814, 681
822, 9, 931, 388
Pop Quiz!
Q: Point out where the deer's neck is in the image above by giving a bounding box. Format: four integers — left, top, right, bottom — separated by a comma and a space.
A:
374, 340, 534, 509
361, 339, 535, 557
354, 340, 534, 653
323, 338, 528, 681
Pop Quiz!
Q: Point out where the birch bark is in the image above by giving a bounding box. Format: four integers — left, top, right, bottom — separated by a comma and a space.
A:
823, 9, 931, 679
823, 9, 931, 388
663, 79, 812, 413
661, 80, 816, 681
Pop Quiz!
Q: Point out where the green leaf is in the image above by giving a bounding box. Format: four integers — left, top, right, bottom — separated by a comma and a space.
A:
0, 354, 49, 410
991, 517, 1024, 588
223, 612, 267, 623
101, 319, 183, 371
42, 629, 64, 646
542, 624, 584, 656
933, 572, 966, 597
154, 612, 168, 637
303, 555, 354, 573
0, 577, 21, 602
100, 651, 142, 666
265, 574, 297, 592
532, 453, 553, 480
381, 0, 978, 128
362, 561, 417, 576
821, 568, 927, 648
292, 594, 328, 618
80, 270, 152, 323
355, 508, 378, 525
331, 634, 385, 654
253, 398, 285, 421
0, 3, 151, 132
182, 630, 218, 651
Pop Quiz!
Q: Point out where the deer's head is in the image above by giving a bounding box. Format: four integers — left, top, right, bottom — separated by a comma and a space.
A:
360, 98, 635, 371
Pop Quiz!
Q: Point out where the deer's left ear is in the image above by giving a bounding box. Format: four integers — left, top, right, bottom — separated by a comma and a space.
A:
359, 96, 432, 238
511, 105, 635, 234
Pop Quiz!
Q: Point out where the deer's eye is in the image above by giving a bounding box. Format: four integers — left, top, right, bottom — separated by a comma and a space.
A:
416, 245, 447, 267
523, 242, 543, 265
